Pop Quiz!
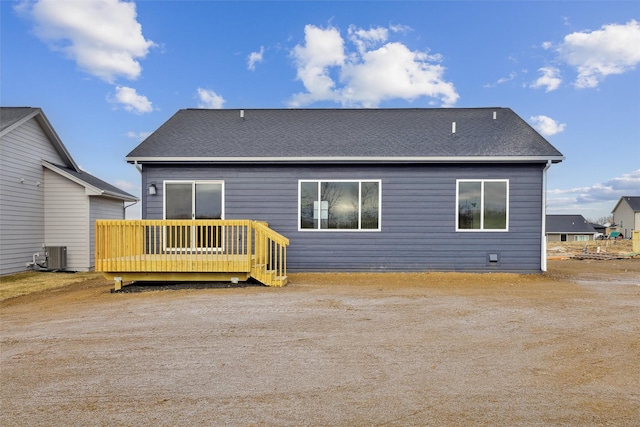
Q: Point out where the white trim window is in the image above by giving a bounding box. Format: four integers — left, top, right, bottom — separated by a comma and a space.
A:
163, 180, 225, 251
299, 180, 381, 231
164, 181, 224, 220
456, 179, 509, 231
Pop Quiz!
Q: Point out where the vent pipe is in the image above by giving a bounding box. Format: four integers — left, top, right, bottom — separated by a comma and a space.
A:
240, 109, 245, 120
451, 121, 456, 134
493, 111, 497, 120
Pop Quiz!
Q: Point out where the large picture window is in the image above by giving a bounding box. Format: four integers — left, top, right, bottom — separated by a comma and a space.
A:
456, 179, 508, 231
299, 180, 381, 231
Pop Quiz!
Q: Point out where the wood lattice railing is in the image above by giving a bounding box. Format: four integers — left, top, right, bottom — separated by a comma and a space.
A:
95, 220, 289, 287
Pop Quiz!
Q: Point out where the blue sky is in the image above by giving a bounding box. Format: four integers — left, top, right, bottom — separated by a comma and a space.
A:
2, 0, 639, 221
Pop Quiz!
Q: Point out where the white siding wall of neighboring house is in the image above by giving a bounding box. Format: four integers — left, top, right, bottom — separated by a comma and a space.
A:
0, 118, 66, 275
89, 197, 124, 269
44, 168, 90, 271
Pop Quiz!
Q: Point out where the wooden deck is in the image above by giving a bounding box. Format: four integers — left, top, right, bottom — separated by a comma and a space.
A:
95, 220, 289, 289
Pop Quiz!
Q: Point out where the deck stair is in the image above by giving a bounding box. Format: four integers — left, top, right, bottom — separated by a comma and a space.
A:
95, 219, 289, 289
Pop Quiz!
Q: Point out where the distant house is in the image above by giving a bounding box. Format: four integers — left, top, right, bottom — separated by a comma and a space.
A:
120, 107, 564, 275
610, 196, 640, 239
589, 222, 606, 238
0, 107, 137, 275
546, 214, 598, 242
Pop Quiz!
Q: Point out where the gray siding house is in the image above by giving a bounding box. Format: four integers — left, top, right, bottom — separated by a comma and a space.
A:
610, 196, 640, 239
0, 107, 137, 275
127, 108, 564, 273
545, 214, 598, 242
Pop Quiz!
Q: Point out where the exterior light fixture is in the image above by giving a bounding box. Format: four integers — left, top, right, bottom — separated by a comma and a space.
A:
148, 183, 157, 196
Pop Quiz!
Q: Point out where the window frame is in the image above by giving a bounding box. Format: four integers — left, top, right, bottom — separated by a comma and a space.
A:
455, 179, 509, 232
162, 180, 226, 252
298, 179, 382, 232
163, 180, 225, 220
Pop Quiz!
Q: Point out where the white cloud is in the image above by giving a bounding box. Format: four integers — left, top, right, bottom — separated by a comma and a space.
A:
529, 115, 566, 136
20, 0, 155, 83
541, 41, 553, 50
547, 170, 640, 216
248, 46, 264, 71
389, 24, 412, 34
196, 88, 225, 109
557, 20, 640, 88
126, 131, 151, 141
290, 25, 346, 106
530, 67, 562, 92
484, 72, 517, 88
289, 24, 458, 108
114, 179, 136, 191
109, 86, 153, 114
348, 25, 389, 53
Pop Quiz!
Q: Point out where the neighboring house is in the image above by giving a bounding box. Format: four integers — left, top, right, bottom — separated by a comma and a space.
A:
589, 223, 606, 238
610, 196, 640, 239
126, 108, 564, 273
0, 107, 137, 275
546, 214, 598, 242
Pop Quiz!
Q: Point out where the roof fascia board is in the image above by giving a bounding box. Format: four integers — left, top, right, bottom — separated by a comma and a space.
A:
43, 161, 102, 194
34, 110, 80, 171
42, 161, 137, 202
611, 197, 624, 214
2, 109, 80, 171
127, 155, 565, 164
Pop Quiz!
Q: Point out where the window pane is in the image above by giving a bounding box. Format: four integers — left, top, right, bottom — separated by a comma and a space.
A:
300, 182, 318, 229
195, 183, 222, 219
321, 182, 358, 229
361, 182, 379, 229
458, 182, 481, 229
483, 181, 507, 229
166, 183, 192, 219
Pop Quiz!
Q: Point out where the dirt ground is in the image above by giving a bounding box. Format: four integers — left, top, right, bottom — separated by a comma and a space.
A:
1, 257, 639, 426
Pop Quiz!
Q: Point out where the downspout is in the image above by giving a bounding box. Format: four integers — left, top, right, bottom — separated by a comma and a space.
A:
541, 160, 552, 272
124, 200, 139, 219
133, 160, 142, 173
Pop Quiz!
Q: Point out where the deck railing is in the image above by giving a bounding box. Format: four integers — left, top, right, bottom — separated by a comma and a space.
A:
95, 220, 289, 286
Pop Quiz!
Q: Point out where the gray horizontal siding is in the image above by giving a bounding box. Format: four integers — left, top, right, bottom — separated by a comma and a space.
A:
0, 118, 66, 275
143, 163, 545, 273
44, 169, 89, 271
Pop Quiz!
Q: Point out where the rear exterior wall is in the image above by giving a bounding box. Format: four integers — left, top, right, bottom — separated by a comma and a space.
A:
142, 163, 546, 273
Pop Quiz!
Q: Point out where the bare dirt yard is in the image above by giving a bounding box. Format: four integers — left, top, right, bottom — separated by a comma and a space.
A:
1, 255, 639, 426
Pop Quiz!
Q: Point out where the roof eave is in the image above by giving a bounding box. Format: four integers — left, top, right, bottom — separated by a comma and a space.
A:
127, 155, 565, 164
42, 161, 138, 202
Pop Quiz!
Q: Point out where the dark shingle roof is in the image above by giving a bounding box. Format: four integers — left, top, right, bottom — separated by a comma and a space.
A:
614, 196, 640, 212
127, 108, 564, 163
546, 215, 597, 234
0, 107, 40, 133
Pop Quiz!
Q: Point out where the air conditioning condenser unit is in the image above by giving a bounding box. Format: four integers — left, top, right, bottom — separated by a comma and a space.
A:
45, 246, 67, 270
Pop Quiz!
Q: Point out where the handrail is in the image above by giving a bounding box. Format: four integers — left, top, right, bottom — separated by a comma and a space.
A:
251, 221, 288, 286
253, 221, 290, 246
95, 219, 288, 286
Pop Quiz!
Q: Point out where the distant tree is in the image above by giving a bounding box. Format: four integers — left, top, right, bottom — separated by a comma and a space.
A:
587, 215, 613, 225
